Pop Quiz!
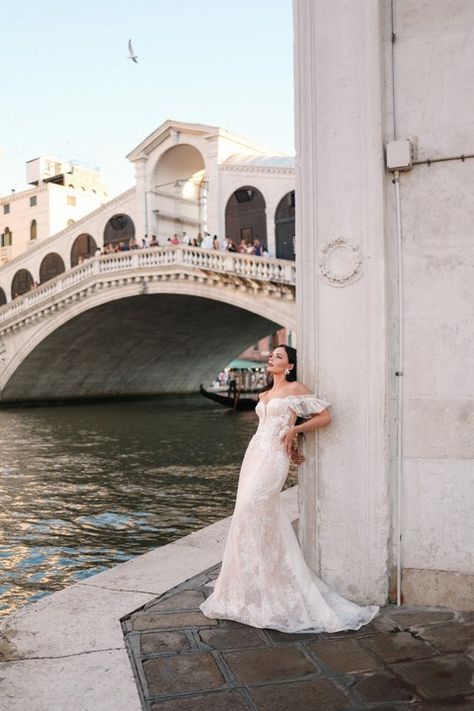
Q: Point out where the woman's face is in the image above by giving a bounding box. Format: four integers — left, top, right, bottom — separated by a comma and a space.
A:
267, 347, 291, 375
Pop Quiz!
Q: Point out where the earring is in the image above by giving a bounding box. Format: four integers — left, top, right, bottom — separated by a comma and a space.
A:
284, 369, 290, 375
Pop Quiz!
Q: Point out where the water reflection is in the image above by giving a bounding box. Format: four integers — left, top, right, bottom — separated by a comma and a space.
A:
0, 396, 295, 616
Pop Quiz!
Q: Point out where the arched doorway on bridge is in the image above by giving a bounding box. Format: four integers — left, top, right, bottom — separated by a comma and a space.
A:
39, 253, 66, 283
275, 191, 295, 260
0, 287, 6, 305
11, 269, 34, 298
71, 233, 97, 266
153, 144, 206, 239
103, 215, 135, 248
225, 186, 267, 249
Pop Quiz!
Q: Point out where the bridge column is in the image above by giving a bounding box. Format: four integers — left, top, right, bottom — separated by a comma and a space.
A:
294, 0, 390, 604
134, 157, 147, 242
265, 208, 276, 258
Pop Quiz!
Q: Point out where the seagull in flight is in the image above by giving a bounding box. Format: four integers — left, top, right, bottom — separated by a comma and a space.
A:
128, 39, 138, 63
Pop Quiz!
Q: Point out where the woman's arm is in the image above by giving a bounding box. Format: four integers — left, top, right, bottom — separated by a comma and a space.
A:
282, 409, 332, 457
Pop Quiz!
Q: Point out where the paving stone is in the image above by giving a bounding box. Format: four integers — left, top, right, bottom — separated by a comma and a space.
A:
389, 609, 455, 628
249, 678, 351, 710
264, 629, 322, 644
358, 631, 437, 663
306, 637, 382, 673
146, 589, 206, 612
392, 656, 474, 700
132, 610, 216, 631
198, 627, 267, 650
223, 645, 318, 684
416, 622, 474, 654
351, 669, 417, 703
141, 631, 191, 656
330, 613, 398, 637
150, 689, 250, 710
217, 619, 253, 628
143, 652, 226, 695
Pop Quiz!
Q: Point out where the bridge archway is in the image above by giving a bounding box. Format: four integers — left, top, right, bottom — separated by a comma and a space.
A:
39, 253, 66, 284
275, 191, 295, 260
11, 269, 34, 298
71, 234, 97, 266
0, 287, 6, 306
104, 215, 135, 248
225, 186, 267, 248
1, 293, 282, 403
152, 144, 206, 237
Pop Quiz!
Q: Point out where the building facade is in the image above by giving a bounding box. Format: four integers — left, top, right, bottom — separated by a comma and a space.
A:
0, 157, 108, 266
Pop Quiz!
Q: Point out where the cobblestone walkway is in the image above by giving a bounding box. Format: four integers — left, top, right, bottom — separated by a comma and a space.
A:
121, 563, 474, 710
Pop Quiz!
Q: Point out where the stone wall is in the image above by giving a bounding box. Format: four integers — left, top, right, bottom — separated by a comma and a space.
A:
294, 0, 474, 608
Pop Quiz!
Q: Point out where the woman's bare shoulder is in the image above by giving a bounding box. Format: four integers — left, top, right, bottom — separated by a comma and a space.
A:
286, 381, 312, 396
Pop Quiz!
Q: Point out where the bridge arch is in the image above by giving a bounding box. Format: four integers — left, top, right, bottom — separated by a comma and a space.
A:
39, 253, 66, 284
0, 287, 286, 403
71, 234, 97, 266
225, 186, 267, 249
103, 214, 135, 248
11, 268, 34, 298
152, 144, 206, 237
275, 191, 295, 260
0, 287, 6, 306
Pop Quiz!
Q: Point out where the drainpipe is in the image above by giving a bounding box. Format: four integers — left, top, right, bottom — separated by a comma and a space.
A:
386, 139, 413, 607
393, 168, 403, 607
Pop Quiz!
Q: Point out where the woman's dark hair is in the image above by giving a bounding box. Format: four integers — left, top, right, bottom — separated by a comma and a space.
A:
260, 344, 297, 393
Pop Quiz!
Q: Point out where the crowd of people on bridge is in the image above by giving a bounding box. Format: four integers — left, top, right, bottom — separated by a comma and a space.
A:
94, 232, 269, 257
10, 231, 269, 298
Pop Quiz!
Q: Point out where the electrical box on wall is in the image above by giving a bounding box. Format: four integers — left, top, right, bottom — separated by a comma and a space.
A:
386, 139, 414, 171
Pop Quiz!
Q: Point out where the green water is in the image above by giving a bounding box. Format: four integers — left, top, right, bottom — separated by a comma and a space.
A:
0, 395, 268, 617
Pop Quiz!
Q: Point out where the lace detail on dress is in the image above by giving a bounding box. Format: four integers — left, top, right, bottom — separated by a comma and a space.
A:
287, 394, 330, 418
199, 393, 379, 634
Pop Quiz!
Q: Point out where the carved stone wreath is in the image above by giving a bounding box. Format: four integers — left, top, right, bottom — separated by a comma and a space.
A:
319, 238, 362, 287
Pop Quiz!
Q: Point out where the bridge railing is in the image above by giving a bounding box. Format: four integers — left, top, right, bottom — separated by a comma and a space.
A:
0, 246, 295, 326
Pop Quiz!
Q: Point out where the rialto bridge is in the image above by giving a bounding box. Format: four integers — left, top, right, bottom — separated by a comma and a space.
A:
0, 246, 295, 404
0, 120, 298, 404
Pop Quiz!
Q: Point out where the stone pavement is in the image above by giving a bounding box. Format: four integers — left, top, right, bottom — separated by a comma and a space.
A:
121, 563, 474, 710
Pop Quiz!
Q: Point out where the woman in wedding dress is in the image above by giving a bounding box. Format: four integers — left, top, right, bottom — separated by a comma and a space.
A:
200, 345, 379, 633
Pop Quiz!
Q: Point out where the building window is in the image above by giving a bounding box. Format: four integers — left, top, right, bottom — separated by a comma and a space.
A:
2, 228, 12, 247
67, 195, 76, 206
3, 204, 10, 214
30, 195, 37, 207
30, 219, 37, 240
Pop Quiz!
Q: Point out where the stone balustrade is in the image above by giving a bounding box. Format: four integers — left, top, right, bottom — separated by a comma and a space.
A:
0, 246, 295, 331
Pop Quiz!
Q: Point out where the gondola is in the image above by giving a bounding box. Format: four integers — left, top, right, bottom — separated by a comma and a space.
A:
199, 384, 257, 411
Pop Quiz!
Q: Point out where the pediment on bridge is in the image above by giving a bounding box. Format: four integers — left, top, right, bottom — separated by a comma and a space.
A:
126, 119, 283, 164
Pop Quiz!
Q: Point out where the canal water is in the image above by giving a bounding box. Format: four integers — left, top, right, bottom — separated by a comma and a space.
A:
0, 396, 295, 618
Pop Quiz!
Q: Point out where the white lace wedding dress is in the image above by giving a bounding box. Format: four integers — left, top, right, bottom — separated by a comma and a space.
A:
199, 394, 380, 633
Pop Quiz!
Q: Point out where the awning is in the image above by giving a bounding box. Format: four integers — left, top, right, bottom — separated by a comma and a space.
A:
226, 359, 267, 370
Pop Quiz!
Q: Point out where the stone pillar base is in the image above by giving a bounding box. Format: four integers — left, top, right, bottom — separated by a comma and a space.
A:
390, 568, 474, 611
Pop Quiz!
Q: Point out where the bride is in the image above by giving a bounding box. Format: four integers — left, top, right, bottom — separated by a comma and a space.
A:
200, 344, 379, 633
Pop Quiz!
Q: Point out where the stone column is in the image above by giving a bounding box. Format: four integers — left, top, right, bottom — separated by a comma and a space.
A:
133, 157, 147, 242
293, 0, 390, 604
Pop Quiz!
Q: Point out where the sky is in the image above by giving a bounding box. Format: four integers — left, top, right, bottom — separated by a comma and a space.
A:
0, 0, 294, 198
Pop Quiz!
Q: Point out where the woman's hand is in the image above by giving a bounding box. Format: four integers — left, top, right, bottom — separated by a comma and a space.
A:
281, 426, 298, 457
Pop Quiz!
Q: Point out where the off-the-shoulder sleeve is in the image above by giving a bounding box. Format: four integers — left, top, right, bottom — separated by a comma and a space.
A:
288, 394, 330, 418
